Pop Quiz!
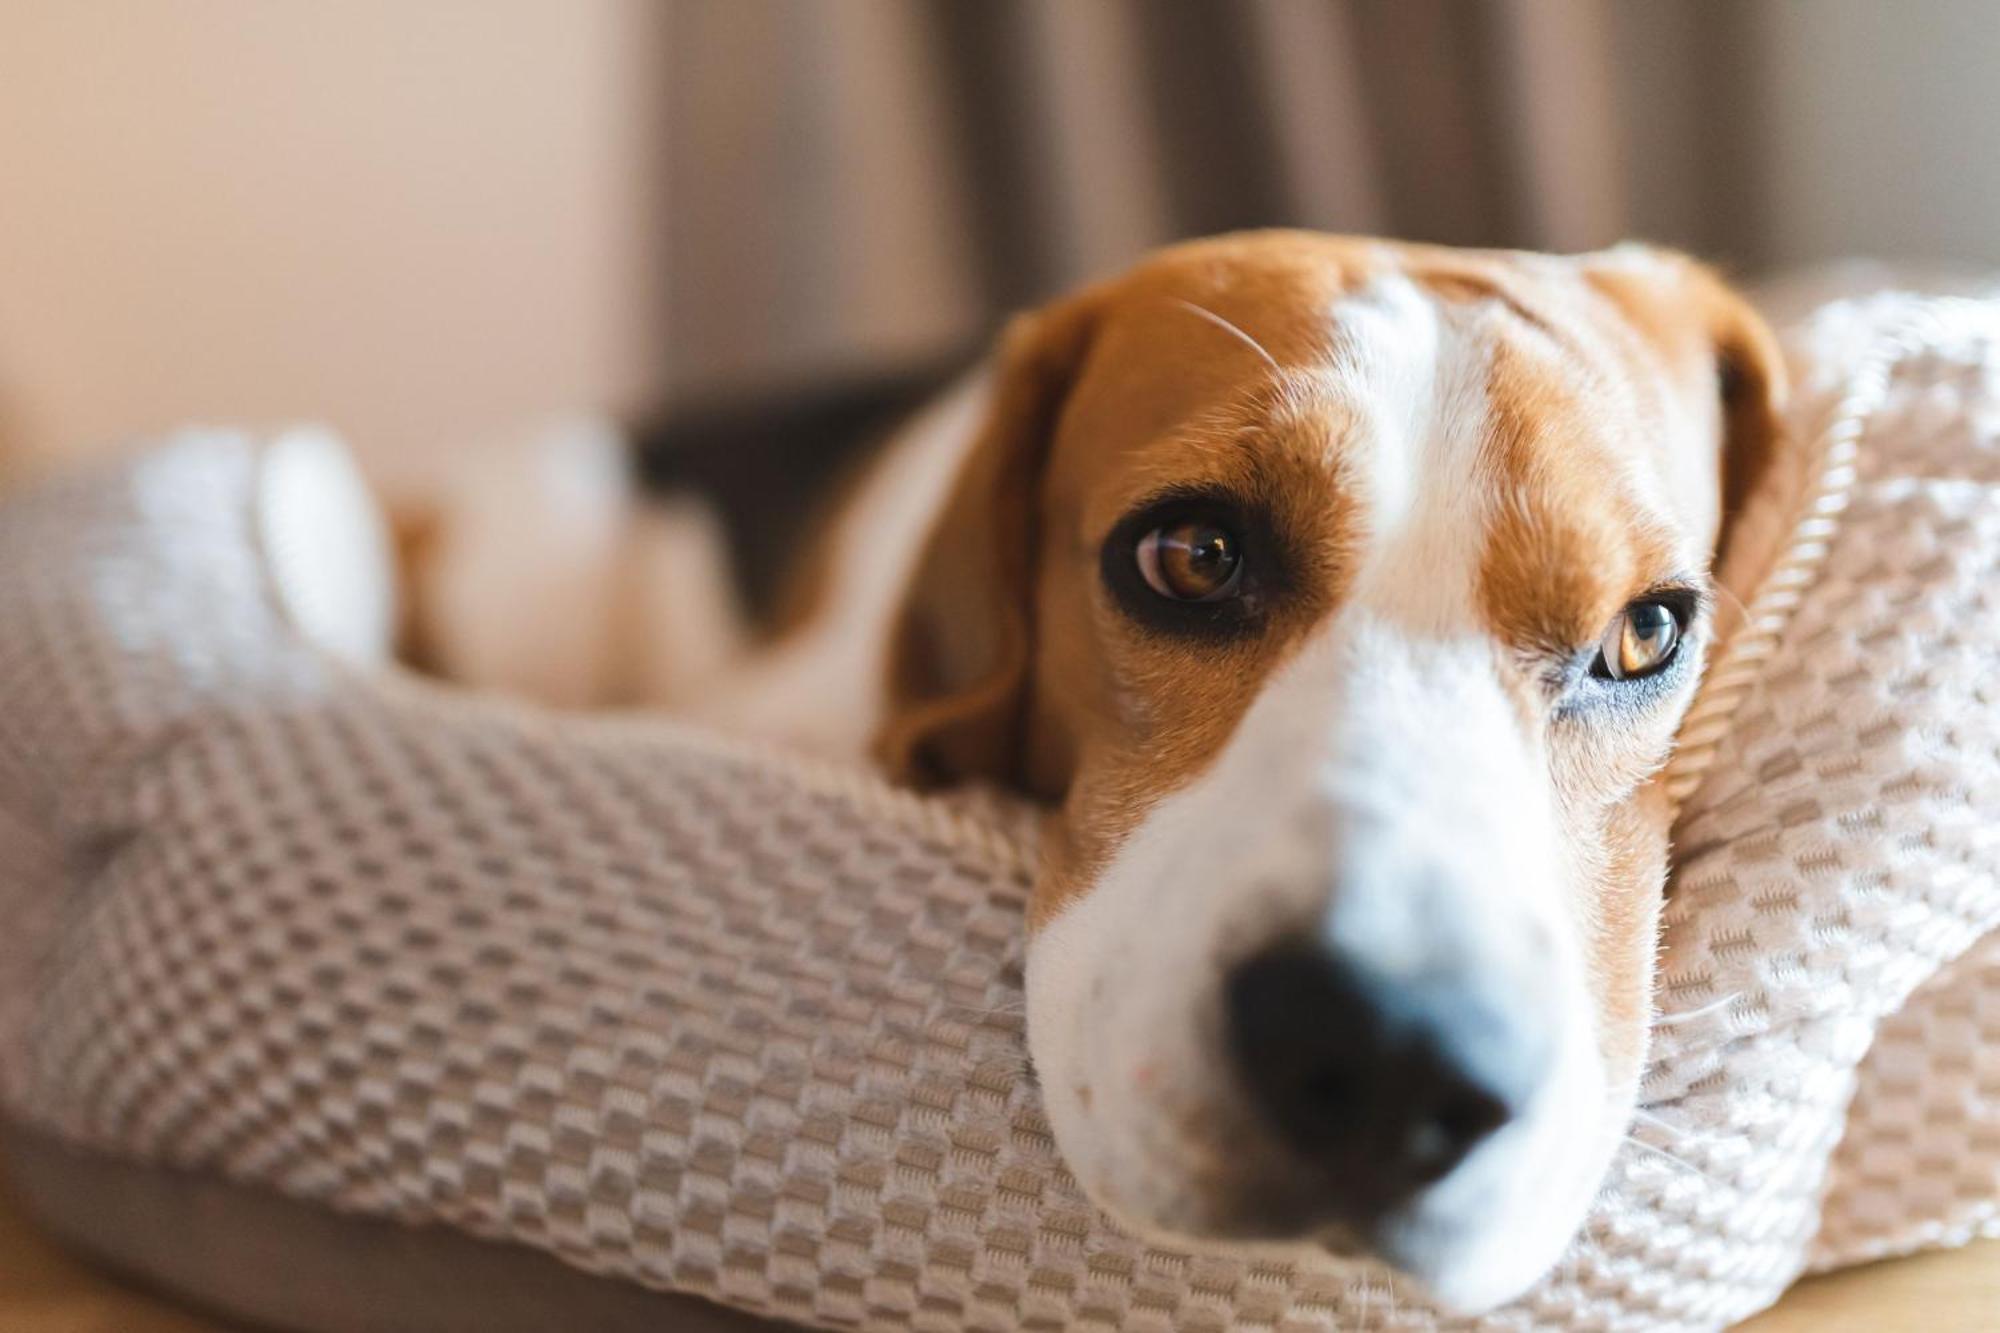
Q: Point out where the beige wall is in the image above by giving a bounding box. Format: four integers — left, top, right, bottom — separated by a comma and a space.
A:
0, 1, 659, 496
15, 0, 2000, 501
1755, 0, 2000, 271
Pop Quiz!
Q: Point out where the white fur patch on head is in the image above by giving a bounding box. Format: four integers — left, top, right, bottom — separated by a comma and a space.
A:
1336, 275, 1494, 630
1319, 274, 1444, 551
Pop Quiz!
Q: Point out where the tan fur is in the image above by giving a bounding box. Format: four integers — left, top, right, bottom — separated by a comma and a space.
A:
876, 234, 1791, 957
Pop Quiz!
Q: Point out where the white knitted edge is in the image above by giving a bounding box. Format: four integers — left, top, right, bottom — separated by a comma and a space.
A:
1660, 308, 1937, 815
257, 425, 397, 668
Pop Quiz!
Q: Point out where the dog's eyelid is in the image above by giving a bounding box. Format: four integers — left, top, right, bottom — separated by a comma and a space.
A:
1119, 484, 1254, 524
1635, 578, 1710, 622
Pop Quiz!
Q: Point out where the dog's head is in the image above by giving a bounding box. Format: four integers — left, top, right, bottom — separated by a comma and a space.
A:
876, 233, 1792, 1309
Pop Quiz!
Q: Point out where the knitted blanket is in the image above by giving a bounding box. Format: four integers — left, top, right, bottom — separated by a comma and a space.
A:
1, 290, 1997, 1330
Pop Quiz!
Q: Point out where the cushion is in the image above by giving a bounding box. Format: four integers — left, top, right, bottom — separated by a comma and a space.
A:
2, 289, 1999, 1332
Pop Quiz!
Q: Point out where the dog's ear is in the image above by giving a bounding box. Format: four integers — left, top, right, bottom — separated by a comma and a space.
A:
1587, 252, 1795, 630
874, 298, 1097, 792
1700, 276, 1796, 619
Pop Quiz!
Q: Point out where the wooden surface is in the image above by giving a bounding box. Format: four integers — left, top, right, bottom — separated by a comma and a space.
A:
0, 1161, 1993, 1332
0, 1166, 229, 1332
1735, 1239, 2000, 1331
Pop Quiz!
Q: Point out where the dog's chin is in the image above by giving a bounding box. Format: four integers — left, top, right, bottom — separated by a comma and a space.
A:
1365, 1206, 1579, 1314
1362, 1035, 1628, 1312
1048, 1107, 1624, 1317
1034, 1008, 1629, 1316
1359, 1108, 1623, 1311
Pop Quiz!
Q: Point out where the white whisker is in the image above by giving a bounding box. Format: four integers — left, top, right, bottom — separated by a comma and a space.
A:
952, 999, 1027, 1022
1629, 1107, 1725, 1149
1168, 297, 1283, 376
1623, 1135, 1724, 1187
1652, 991, 1742, 1026
1710, 577, 1753, 625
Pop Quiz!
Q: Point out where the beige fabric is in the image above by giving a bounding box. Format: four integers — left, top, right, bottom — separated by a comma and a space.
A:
0, 1122, 773, 1333
1, 292, 1999, 1331
9, 1125, 2000, 1333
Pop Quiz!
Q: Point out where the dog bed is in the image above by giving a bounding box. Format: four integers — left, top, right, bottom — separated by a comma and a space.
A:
2, 288, 1999, 1333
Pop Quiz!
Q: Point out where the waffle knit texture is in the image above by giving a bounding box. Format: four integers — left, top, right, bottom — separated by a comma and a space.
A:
2, 292, 1999, 1330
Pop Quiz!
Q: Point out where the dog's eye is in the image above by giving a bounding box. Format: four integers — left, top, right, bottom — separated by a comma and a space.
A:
1594, 600, 1683, 681
1136, 518, 1243, 602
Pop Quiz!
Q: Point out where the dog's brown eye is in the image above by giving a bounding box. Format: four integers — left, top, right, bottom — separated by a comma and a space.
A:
1597, 600, 1682, 680
1137, 519, 1243, 602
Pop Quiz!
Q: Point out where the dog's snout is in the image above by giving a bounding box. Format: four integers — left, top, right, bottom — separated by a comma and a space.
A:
1223, 938, 1549, 1218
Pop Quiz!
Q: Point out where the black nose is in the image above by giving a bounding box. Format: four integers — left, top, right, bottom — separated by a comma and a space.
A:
1223, 938, 1548, 1220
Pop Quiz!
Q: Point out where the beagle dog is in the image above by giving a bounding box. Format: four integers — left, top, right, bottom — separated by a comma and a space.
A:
417, 232, 1797, 1310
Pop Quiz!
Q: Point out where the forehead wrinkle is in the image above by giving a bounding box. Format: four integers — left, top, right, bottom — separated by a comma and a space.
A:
1571, 284, 1721, 560
1418, 266, 1587, 366
1497, 308, 1697, 563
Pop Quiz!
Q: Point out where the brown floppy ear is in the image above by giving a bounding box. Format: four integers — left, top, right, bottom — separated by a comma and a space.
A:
873, 299, 1097, 793
1699, 275, 1797, 624
1589, 253, 1796, 632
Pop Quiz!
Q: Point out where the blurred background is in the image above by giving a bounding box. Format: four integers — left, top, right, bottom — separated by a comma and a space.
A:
4, 0, 1998, 503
